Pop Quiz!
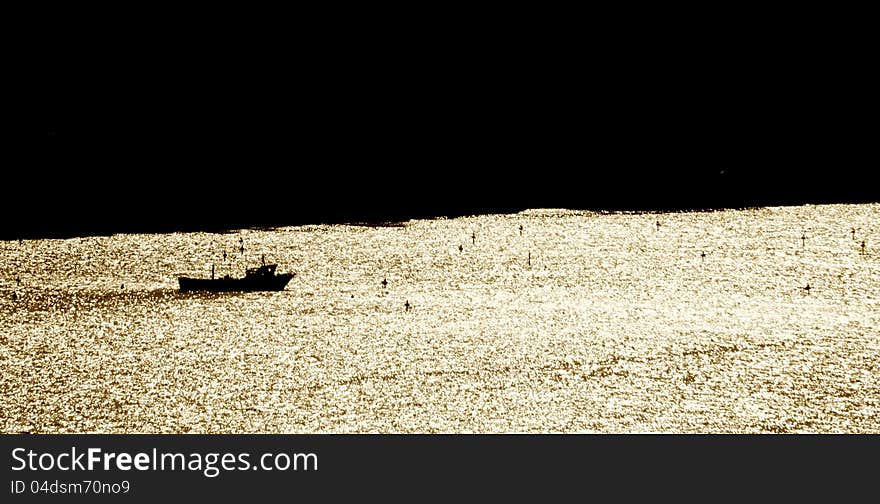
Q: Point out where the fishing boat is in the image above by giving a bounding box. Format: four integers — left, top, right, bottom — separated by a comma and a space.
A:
178, 263, 294, 292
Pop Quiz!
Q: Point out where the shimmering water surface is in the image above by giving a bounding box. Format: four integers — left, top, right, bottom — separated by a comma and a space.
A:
2, 204, 878, 433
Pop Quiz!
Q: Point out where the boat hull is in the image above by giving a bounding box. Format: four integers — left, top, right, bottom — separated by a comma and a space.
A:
178, 273, 294, 292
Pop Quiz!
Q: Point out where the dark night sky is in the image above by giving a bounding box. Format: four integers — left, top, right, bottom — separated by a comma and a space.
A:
30, 12, 876, 239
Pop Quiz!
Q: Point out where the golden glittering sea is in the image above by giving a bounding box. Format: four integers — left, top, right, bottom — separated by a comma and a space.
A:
2, 204, 878, 433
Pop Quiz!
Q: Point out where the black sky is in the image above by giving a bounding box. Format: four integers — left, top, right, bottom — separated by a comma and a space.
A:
29, 12, 876, 239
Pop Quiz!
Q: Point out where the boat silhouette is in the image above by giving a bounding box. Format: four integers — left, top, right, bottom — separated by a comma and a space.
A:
178, 263, 294, 292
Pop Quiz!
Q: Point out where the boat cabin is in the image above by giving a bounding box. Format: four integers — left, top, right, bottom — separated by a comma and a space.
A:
245, 264, 278, 277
